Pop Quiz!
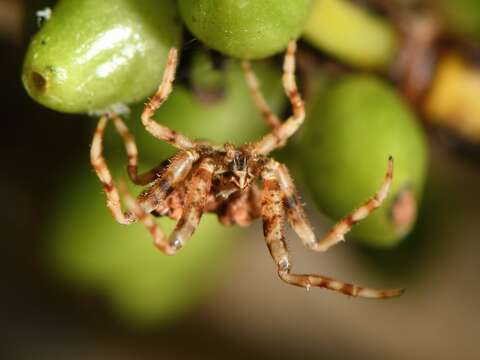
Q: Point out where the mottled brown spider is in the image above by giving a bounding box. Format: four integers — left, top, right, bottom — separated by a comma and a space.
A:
90, 41, 403, 299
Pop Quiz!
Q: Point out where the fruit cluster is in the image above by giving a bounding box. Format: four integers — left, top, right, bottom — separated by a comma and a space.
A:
24, 0, 470, 324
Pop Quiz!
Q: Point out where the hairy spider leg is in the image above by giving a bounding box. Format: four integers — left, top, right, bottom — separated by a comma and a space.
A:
167, 158, 216, 251
121, 157, 215, 254
91, 115, 199, 224
120, 180, 170, 253
261, 162, 403, 299
91, 116, 132, 224
241, 60, 281, 129
141, 48, 195, 150
275, 157, 394, 252
254, 41, 305, 155
110, 113, 169, 185
134, 150, 199, 216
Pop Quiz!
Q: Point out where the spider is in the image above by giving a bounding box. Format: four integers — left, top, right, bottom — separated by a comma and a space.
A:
90, 41, 403, 299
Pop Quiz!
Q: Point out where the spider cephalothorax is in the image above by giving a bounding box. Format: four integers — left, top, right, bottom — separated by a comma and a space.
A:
91, 41, 403, 299
224, 144, 259, 192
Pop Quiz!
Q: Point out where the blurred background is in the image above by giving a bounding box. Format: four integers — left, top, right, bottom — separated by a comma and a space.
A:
2, 0, 480, 359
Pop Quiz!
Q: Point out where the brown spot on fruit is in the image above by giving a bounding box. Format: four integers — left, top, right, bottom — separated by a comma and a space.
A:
31, 71, 48, 92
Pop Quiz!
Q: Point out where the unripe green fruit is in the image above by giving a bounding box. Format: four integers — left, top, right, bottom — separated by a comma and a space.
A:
22, 0, 181, 113
303, 0, 398, 69
301, 75, 428, 247
178, 0, 312, 59
45, 168, 237, 327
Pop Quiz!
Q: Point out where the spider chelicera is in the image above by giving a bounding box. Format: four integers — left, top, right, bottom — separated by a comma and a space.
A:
90, 41, 403, 299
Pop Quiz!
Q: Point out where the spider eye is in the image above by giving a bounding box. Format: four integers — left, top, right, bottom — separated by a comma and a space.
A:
233, 152, 246, 170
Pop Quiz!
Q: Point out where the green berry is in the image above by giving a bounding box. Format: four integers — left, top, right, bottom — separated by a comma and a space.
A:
178, 0, 312, 59
301, 74, 428, 247
22, 0, 181, 113
303, 0, 398, 69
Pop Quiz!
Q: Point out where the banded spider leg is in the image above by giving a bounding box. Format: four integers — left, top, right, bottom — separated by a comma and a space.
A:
121, 157, 215, 255
261, 160, 403, 299
91, 112, 198, 225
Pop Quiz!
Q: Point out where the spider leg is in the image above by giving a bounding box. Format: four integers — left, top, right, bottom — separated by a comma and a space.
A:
123, 157, 215, 254
167, 157, 215, 251
241, 60, 282, 129
315, 157, 394, 251
135, 149, 200, 215
120, 180, 170, 254
253, 41, 305, 155
141, 48, 195, 150
110, 113, 169, 185
91, 116, 133, 224
91, 116, 199, 223
268, 158, 393, 252
261, 164, 403, 299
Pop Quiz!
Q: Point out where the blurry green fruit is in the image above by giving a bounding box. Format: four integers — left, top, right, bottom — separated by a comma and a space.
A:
303, 0, 398, 69
431, 0, 480, 39
301, 75, 428, 247
45, 168, 238, 327
125, 53, 285, 160
178, 0, 312, 59
22, 0, 181, 113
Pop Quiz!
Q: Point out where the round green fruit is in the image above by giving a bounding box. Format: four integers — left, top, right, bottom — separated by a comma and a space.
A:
178, 0, 312, 59
301, 74, 428, 247
45, 166, 238, 327
22, 0, 181, 113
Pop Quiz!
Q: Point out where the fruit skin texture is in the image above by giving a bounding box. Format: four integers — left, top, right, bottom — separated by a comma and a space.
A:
22, 0, 181, 113
301, 75, 428, 247
178, 0, 312, 59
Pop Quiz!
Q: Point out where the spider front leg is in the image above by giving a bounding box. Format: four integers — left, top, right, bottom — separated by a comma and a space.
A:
133, 149, 200, 215
274, 157, 394, 252
254, 40, 305, 155
167, 157, 215, 251
141, 48, 195, 150
261, 164, 403, 299
122, 157, 215, 254
241, 60, 282, 130
110, 113, 169, 185
91, 116, 199, 224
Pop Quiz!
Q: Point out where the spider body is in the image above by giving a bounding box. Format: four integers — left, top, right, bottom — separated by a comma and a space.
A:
132, 143, 266, 228
91, 42, 403, 299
